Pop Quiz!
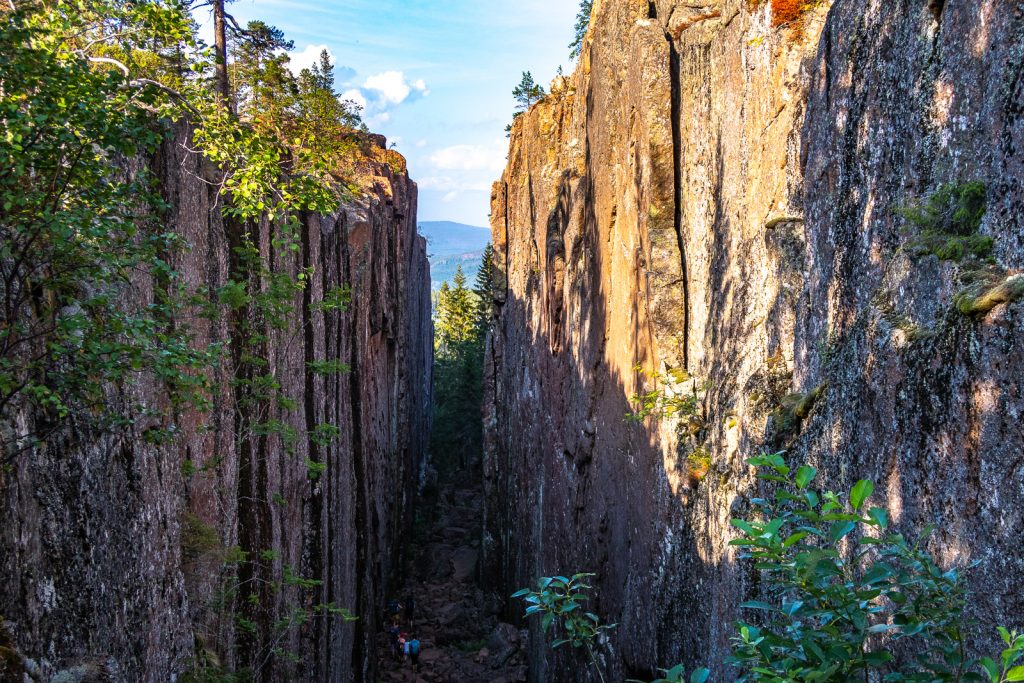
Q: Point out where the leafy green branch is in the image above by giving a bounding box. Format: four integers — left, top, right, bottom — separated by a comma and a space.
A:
513, 573, 617, 683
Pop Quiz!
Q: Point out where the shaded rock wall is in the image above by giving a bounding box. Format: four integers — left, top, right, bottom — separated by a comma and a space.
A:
0, 127, 432, 681
484, 0, 1024, 679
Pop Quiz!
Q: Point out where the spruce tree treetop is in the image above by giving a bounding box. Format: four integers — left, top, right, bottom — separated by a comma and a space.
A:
513, 71, 546, 111
474, 243, 495, 331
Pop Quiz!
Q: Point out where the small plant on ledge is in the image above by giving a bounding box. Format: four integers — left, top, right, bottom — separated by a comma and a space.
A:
899, 181, 993, 262
685, 445, 712, 485
628, 366, 706, 422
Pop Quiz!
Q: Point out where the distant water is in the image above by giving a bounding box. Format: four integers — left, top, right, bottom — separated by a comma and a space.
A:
418, 221, 491, 290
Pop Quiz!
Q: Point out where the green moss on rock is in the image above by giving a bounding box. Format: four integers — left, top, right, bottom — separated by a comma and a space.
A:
899, 182, 993, 261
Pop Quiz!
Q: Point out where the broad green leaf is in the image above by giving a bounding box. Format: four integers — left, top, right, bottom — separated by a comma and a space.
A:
731, 519, 757, 535
783, 531, 809, 547
1007, 666, 1024, 681
979, 657, 998, 683
690, 669, 710, 683
828, 520, 857, 543
850, 479, 874, 510
795, 465, 817, 489
541, 612, 554, 632
867, 507, 889, 529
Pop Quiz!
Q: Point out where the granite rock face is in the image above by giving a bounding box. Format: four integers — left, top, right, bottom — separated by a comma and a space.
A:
484, 0, 1024, 679
0, 127, 432, 681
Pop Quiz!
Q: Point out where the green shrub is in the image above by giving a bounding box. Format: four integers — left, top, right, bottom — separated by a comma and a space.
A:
454, 638, 489, 653
520, 455, 1021, 683
181, 513, 221, 559
900, 182, 994, 261
512, 573, 617, 683
729, 454, 971, 681
628, 367, 705, 422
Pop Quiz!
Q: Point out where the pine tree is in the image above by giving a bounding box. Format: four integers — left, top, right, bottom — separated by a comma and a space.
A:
230, 20, 294, 127
474, 244, 494, 332
569, 0, 594, 60
435, 266, 477, 355
431, 265, 486, 471
296, 50, 362, 162
512, 71, 546, 111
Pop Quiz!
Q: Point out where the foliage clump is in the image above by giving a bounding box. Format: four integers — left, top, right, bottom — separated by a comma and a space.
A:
769, 382, 826, 443
628, 367, 704, 422
181, 513, 222, 560
730, 455, 972, 681
512, 573, 617, 683
900, 182, 993, 262
0, 0, 218, 455
519, 456, 1024, 683
431, 251, 494, 472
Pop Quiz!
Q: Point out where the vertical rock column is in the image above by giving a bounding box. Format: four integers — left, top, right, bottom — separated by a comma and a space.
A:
0, 131, 432, 682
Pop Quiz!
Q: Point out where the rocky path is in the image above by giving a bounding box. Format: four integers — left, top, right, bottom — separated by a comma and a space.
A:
374, 470, 529, 683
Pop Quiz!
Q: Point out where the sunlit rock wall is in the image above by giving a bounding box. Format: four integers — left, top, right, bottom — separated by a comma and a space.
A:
484, 0, 1024, 679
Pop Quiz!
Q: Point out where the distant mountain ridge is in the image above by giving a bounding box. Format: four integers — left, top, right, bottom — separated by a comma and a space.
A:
418, 221, 491, 289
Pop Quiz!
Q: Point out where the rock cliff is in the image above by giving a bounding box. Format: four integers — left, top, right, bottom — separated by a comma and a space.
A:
484, 0, 1024, 679
0, 129, 431, 681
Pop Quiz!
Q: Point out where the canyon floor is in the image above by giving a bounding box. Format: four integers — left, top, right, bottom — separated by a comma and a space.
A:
375, 467, 529, 683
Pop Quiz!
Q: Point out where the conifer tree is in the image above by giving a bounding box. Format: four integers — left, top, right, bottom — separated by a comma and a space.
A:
435, 266, 477, 356
230, 20, 294, 127
569, 0, 594, 60
431, 266, 486, 471
513, 71, 546, 111
474, 243, 495, 332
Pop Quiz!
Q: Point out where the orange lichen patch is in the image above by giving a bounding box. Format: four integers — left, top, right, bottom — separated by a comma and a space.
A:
748, 0, 820, 33
770, 0, 809, 27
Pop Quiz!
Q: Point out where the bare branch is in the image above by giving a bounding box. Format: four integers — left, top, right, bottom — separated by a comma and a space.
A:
88, 56, 130, 76
128, 79, 201, 117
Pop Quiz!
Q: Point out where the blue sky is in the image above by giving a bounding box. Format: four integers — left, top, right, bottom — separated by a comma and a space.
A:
204, 1, 581, 227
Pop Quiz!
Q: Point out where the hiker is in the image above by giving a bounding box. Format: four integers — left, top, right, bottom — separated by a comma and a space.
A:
403, 593, 416, 628
386, 624, 401, 659
397, 632, 408, 663
404, 635, 421, 671
386, 598, 401, 623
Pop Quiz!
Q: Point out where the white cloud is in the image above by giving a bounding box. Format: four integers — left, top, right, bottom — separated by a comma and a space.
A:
418, 176, 492, 192
287, 44, 334, 77
442, 191, 459, 203
415, 139, 428, 148
339, 88, 367, 111
362, 70, 430, 106
429, 144, 506, 172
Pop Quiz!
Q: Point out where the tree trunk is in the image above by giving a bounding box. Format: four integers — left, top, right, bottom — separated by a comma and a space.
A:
213, 0, 229, 105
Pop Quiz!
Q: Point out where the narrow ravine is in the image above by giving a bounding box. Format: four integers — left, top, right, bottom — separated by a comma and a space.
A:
374, 468, 528, 683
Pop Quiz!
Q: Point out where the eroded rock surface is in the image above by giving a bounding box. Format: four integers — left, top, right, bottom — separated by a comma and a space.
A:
0, 130, 432, 681
484, 0, 1024, 679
